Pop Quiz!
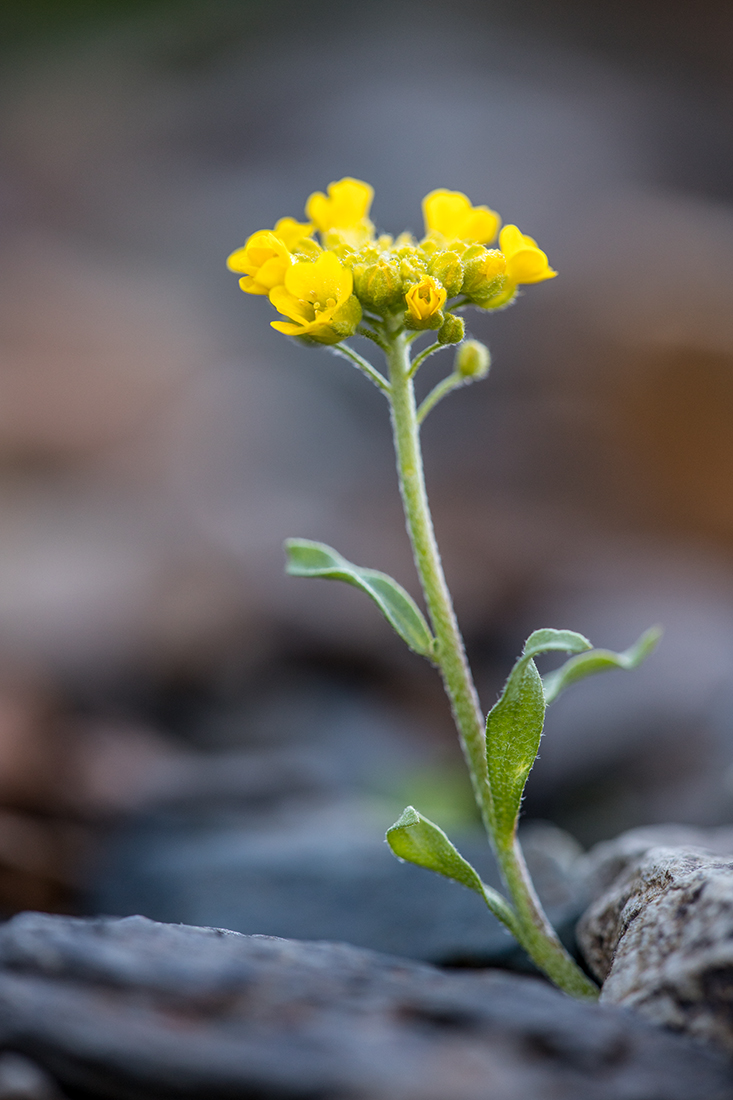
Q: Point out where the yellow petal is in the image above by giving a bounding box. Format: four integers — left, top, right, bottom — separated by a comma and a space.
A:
269, 285, 313, 324
238, 275, 269, 295
284, 250, 353, 304
505, 249, 557, 283
498, 225, 526, 257
461, 207, 500, 244
305, 178, 374, 231
423, 190, 470, 237
273, 217, 314, 250
227, 246, 250, 273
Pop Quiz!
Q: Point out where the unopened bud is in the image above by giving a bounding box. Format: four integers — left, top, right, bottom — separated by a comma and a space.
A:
428, 251, 464, 298
462, 247, 506, 302
437, 313, 465, 345
455, 339, 490, 379
353, 259, 403, 311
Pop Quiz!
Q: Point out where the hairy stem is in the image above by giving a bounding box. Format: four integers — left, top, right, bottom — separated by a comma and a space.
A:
385, 331, 597, 999
416, 371, 463, 424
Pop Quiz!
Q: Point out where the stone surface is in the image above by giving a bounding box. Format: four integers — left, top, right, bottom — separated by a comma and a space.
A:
92, 802, 587, 969
577, 826, 733, 1050
0, 912, 729, 1100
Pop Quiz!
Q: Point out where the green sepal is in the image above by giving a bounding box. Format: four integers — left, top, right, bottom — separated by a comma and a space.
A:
284, 538, 436, 659
486, 629, 591, 845
386, 806, 518, 932
542, 626, 662, 705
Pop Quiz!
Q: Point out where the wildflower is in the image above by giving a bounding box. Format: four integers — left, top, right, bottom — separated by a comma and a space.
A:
422, 189, 500, 245
306, 178, 375, 247
227, 231, 292, 296
405, 276, 447, 328
269, 250, 362, 344
499, 225, 557, 284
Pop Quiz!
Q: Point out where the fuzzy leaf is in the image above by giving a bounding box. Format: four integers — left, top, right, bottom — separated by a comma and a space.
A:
285, 539, 435, 658
486, 629, 592, 844
542, 626, 662, 705
386, 806, 517, 931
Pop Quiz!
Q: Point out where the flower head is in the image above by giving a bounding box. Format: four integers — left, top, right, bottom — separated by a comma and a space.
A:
270, 250, 362, 344
499, 225, 557, 284
422, 189, 500, 245
227, 180, 557, 343
405, 275, 447, 328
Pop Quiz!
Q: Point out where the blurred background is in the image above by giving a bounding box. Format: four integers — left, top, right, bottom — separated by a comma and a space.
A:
0, 0, 731, 962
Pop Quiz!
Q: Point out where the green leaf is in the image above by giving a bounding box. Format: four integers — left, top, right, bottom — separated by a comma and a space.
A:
386, 806, 518, 932
284, 539, 435, 659
486, 629, 592, 845
522, 628, 592, 661
542, 626, 662, 705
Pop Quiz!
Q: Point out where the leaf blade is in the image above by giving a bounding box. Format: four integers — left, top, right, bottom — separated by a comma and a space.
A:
284, 538, 435, 658
386, 806, 518, 932
542, 626, 662, 705
486, 628, 594, 845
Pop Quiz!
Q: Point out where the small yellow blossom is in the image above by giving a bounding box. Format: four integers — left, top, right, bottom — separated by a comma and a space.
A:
269, 250, 361, 343
227, 230, 292, 295
405, 276, 447, 325
422, 189, 500, 245
499, 225, 557, 284
306, 178, 374, 233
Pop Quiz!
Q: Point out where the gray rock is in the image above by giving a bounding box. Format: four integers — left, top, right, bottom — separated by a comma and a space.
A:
92, 802, 586, 969
0, 1054, 62, 1100
577, 827, 733, 1050
0, 912, 729, 1100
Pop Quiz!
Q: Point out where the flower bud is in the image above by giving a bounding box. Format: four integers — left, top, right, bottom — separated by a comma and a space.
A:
455, 339, 490, 380
462, 248, 506, 302
404, 276, 447, 330
428, 251, 464, 298
437, 313, 465, 345
353, 259, 403, 311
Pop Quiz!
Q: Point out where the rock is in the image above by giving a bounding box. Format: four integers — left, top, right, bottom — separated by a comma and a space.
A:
0, 1054, 62, 1100
91, 802, 587, 969
0, 912, 728, 1100
577, 826, 733, 1050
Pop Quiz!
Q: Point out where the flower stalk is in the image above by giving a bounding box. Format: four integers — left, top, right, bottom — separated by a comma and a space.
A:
385, 330, 598, 999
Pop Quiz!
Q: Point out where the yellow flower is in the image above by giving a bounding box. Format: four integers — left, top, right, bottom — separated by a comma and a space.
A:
227, 230, 292, 295
405, 276, 447, 325
269, 250, 362, 344
499, 225, 557, 284
422, 189, 500, 244
305, 178, 374, 232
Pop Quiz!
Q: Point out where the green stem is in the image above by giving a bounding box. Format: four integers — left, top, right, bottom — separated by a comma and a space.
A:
407, 339, 443, 379
333, 344, 390, 394
416, 372, 463, 424
385, 331, 597, 1000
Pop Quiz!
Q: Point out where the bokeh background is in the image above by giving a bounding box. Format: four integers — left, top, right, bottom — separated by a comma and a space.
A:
0, 0, 732, 956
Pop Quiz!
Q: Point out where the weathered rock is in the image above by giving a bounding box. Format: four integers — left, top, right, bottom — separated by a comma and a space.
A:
92, 802, 587, 969
577, 826, 733, 1050
0, 1053, 62, 1100
0, 912, 728, 1100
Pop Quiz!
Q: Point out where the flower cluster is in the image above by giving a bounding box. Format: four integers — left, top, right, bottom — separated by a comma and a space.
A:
227, 178, 556, 345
